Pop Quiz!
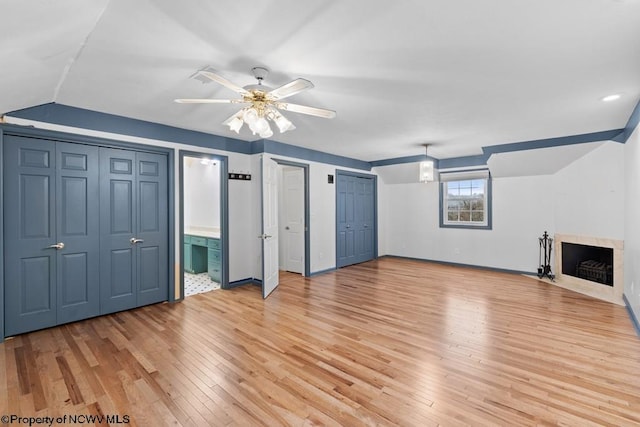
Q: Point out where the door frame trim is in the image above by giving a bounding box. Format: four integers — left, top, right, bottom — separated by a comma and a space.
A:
178, 150, 230, 297
335, 169, 378, 268
271, 157, 311, 277
0, 124, 176, 341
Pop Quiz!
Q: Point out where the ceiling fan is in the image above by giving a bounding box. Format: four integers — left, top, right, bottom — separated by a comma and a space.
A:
175, 66, 336, 138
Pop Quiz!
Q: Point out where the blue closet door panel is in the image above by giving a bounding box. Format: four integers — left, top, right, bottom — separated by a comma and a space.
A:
21, 174, 51, 238
139, 181, 159, 233
336, 173, 376, 268
4, 136, 57, 336
355, 177, 375, 263
363, 178, 375, 223
110, 180, 134, 234
336, 175, 348, 267
56, 142, 100, 324
60, 253, 89, 305
136, 151, 168, 306
20, 257, 54, 313
60, 177, 88, 235
109, 249, 134, 296
20, 147, 50, 168
355, 229, 365, 260
337, 175, 357, 267
354, 178, 365, 224
346, 229, 356, 262
139, 246, 160, 292
100, 148, 137, 314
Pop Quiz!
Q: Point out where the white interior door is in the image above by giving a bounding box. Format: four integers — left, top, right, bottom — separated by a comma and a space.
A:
262, 156, 279, 298
283, 167, 304, 273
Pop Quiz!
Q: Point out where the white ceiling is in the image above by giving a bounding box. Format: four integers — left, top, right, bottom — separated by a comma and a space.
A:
2, 0, 639, 161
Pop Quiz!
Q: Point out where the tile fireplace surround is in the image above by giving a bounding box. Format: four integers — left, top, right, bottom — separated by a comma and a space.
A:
551, 234, 624, 305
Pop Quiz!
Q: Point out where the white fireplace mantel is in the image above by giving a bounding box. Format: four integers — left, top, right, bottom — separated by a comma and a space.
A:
549, 234, 624, 305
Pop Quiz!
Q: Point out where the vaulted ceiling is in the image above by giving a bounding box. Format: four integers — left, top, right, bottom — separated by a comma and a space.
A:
2, 0, 639, 161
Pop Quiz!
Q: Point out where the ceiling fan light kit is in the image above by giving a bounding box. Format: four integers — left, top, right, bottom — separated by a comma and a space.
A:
175, 66, 335, 139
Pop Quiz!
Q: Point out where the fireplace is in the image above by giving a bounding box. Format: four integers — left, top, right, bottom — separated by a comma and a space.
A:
553, 234, 624, 305
561, 242, 613, 286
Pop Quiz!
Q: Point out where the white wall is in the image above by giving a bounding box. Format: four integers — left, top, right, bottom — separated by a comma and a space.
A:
309, 160, 340, 273
183, 159, 220, 229
378, 141, 625, 273
379, 175, 550, 272
553, 142, 625, 240
228, 153, 256, 283
624, 124, 640, 323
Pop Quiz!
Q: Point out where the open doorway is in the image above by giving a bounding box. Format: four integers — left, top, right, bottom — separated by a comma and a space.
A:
274, 159, 310, 279
278, 165, 305, 275
179, 151, 228, 298
261, 158, 310, 299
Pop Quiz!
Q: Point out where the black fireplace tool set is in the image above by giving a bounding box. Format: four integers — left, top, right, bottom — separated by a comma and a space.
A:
538, 231, 555, 281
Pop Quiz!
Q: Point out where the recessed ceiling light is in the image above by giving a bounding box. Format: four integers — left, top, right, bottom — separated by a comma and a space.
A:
602, 94, 621, 102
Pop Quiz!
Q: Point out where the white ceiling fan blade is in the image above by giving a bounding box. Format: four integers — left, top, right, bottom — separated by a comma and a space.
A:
174, 98, 246, 104
276, 102, 336, 119
268, 78, 314, 100
196, 70, 250, 95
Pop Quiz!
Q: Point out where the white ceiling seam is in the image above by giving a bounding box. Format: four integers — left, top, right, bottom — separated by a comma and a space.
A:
52, 0, 112, 102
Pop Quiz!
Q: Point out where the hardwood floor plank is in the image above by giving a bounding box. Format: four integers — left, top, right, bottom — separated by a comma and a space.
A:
21, 337, 48, 411
55, 355, 84, 405
59, 326, 105, 399
2, 259, 640, 425
14, 347, 30, 395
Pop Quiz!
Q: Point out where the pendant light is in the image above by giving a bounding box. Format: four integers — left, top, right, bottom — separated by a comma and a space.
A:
419, 144, 435, 183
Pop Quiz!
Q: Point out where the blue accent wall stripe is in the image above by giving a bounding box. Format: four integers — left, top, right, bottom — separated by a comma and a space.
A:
616, 98, 640, 143
227, 278, 259, 289
383, 255, 535, 276
9, 103, 255, 154
483, 129, 625, 155
373, 129, 625, 169
261, 140, 371, 171
310, 267, 337, 276
250, 139, 265, 155
371, 154, 439, 168
623, 294, 640, 338
7, 103, 372, 170
5, 101, 635, 172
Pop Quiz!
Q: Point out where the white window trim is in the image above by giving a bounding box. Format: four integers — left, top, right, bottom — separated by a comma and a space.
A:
439, 169, 492, 230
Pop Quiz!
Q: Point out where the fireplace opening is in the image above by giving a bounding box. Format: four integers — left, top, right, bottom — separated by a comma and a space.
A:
561, 242, 613, 286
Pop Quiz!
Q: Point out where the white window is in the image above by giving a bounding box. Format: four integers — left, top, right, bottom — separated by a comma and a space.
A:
440, 169, 491, 229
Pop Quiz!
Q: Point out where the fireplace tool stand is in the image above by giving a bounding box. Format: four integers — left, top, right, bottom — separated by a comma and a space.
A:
538, 231, 555, 281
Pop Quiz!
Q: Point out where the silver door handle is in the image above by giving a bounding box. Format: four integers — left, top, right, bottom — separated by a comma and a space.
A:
345, 224, 351, 228
364, 224, 368, 228
258, 234, 273, 240
48, 242, 65, 250
130, 238, 144, 244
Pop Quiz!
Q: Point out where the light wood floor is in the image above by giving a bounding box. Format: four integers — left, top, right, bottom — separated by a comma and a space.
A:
2, 258, 640, 426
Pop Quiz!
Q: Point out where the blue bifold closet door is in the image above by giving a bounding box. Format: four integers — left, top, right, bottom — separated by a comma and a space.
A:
4, 137, 169, 337
336, 173, 375, 268
99, 148, 168, 314
4, 137, 100, 336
